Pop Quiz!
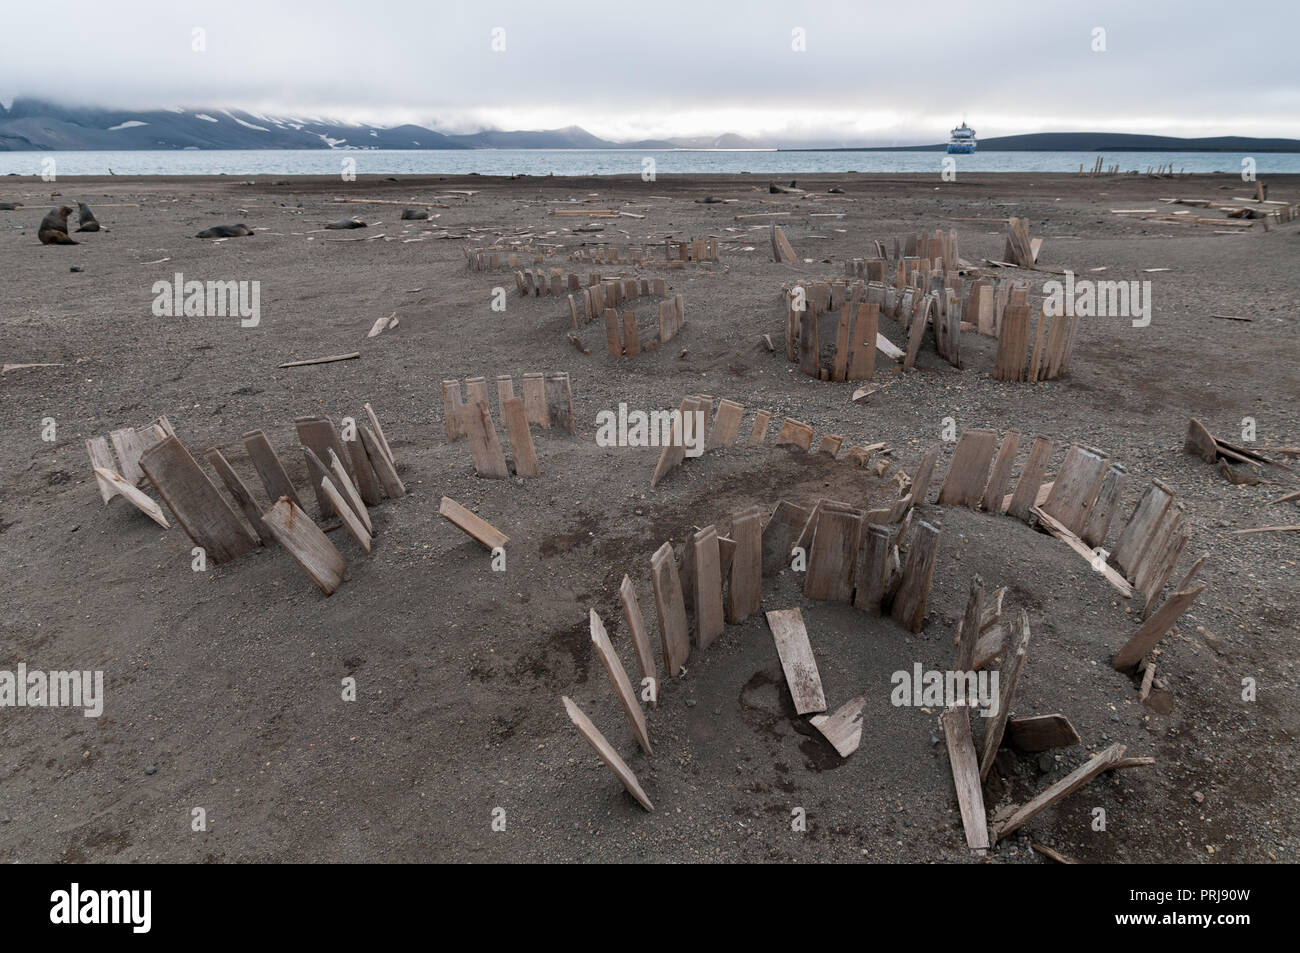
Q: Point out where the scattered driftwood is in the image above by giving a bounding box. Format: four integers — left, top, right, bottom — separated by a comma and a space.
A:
278, 352, 360, 369
994, 743, 1128, 841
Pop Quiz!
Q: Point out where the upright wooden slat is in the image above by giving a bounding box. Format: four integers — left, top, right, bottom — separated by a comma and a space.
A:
891, 521, 941, 632
242, 430, 302, 510
726, 507, 762, 623
361, 427, 404, 496
1042, 444, 1109, 535
502, 397, 539, 478
261, 497, 346, 594
692, 527, 725, 650
603, 308, 623, 357
650, 541, 690, 676
852, 523, 891, 613
86, 436, 122, 503
848, 303, 878, 380
442, 380, 466, 441
707, 399, 744, 448
979, 610, 1030, 780
1081, 463, 1129, 548
1112, 584, 1205, 670
545, 372, 575, 435
327, 448, 371, 532
140, 436, 257, 564
937, 429, 998, 507
1114, 481, 1175, 578
980, 431, 1021, 512
521, 373, 548, 429
762, 500, 809, 576
320, 477, 371, 553
1006, 435, 1053, 520
803, 507, 862, 603
765, 608, 827, 715
296, 416, 353, 484
345, 436, 381, 506
911, 444, 942, 506
621, 311, 640, 356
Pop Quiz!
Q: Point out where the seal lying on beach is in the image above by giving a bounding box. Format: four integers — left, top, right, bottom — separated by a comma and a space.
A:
75, 202, 101, 231
38, 206, 78, 244
399, 208, 428, 220
325, 217, 367, 229
0, 202, 21, 210
195, 224, 253, 238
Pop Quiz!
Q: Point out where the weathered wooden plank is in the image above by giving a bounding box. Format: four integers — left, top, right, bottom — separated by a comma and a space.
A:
708, 399, 744, 448
952, 575, 986, 672
851, 523, 891, 613
910, 444, 942, 506
242, 430, 302, 510
296, 416, 354, 485
108, 427, 155, 487
345, 435, 381, 506
619, 575, 657, 705
765, 608, 827, 715
590, 609, 651, 754
980, 431, 1021, 512
1006, 435, 1053, 520
994, 744, 1128, 842
1112, 584, 1206, 671
941, 705, 990, 850
1006, 714, 1081, 753
261, 497, 346, 594
1031, 505, 1136, 597
1081, 463, 1129, 548
521, 372, 548, 429
204, 448, 266, 540
320, 476, 371, 553
442, 380, 466, 441
804, 507, 862, 603
979, 610, 1030, 780
561, 695, 653, 812
650, 541, 690, 676
891, 520, 941, 632
1114, 480, 1175, 578
775, 417, 814, 450
849, 303, 878, 380
937, 429, 997, 507
762, 500, 809, 576
361, 426, 405, 496
545, 372, 575, 435
300, 445, 336, 519
327, 448, 371, 533
501, 397, 539, 478
86, 436, 122, 504
692, 527, 725, 650
92, 468, 170, 528
439, 496, 507, 550
1042, 444, 1109, 535
809, 696, 866, 758
750, 410, 771, 443
726, 508, 762, 623
140, 436, 257, 563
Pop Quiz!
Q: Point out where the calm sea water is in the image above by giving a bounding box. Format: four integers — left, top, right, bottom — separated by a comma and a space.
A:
3, 149, 1297, 177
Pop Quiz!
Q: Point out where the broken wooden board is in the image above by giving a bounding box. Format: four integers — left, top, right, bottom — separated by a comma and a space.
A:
1081, 463, 1129, 549
707, 399, 744, 449
765, 608, 827, 715
261, 497, 346, 595
278, 352, 360, 369
326, 448, 371, 532
775, 417, 815, 451
1111, 583, 1206, 671
979, 610, 1030, 781
1006, 714, 1082, 752
346, 436, 381, 506
1031, 505, 1136, 598
589, 609, 651, 754
852, 523, 891, 613
941, 705, 991, 850
910, 444, 942, 506
442, 380, 466, 441
809, 696, 866, 758
619, 575, 657, 703
439, 496, 507, 550
1114, 481, 1175, 578
361, 426, 405, 497
501, 397, 539, 477
891, 520, 941, 633
296, 416, 353, 486
108, 426, 158, 487
545, 372, 576, 435
1042, 444, 1109, 536
770, 224, 799, 263
993, 744, 1127, 842
561, 696, 654, 812
86, 436, 123, 504
980, 431, 1021, 513
651, 541, 690, 677
521, 373, 548, 429
92, 468, 170, 529
140, 436, 257, 564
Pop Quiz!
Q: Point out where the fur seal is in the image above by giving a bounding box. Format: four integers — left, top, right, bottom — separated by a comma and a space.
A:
399, 208, 428, 220
195, 224, 253, 238
38, 206, 78, 245
324, 217, 367, 229
0, 202, 21, 210
75, 202, 101, 232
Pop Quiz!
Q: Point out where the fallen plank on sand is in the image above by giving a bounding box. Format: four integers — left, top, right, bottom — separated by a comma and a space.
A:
810, 696, 865, 758
439, 496, 508, 550
765, 608, 827, 715
993, 744, 1127, 841
278, 352, 360, 368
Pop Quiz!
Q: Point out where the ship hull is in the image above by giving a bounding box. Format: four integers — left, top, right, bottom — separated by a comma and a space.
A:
946, 143, 976, 154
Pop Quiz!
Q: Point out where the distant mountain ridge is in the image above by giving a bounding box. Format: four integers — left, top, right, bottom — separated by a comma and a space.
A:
803, 132, 1300, 153
0, 99, 763, 151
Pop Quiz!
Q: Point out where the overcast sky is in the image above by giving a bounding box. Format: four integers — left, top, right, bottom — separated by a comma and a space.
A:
2, 0, 1296, 144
